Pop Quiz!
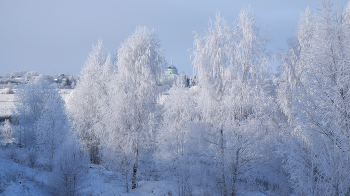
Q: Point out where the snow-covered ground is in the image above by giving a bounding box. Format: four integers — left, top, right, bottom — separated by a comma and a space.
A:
0, 157, 268, 196
81, 166, 179, 196
0, 157, 179, 196
0, 89, 73, 117
0, 158, 52, 196
0, 94, 15, 116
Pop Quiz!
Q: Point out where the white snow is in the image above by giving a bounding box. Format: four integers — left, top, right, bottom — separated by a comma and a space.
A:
0, 94, 15, 116
0, 155, 267, 196
0, 89, 73, 117
81, 165, 179, 195
0, 158, 51, 196
0, 158, 182, 196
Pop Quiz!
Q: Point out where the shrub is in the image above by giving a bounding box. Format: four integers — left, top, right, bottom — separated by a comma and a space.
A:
1, 88, 14, 94
50, 141, 89, 196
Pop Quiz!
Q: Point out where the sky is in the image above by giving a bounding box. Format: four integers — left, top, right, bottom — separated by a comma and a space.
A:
0, 0, 349, 77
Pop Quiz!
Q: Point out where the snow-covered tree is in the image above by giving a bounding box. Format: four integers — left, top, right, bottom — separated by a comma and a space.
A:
1, 119, 13, 144
51, 140, 89, 196
192, 9, 274, 195
278, 2, 350, 195
101, 26, 165, 191
35, 88, 69, 169
156, 86, 198, 195
192, 12, 232, 195
69, 75, 76, 89
67, 40, 115, 164
277, 7, 314, 122
25, 71, 38, 81
10, 71, 27, 78
14, 80, 54, 148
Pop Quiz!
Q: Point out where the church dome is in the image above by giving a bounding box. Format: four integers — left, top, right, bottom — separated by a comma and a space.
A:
165, 60, 178, 75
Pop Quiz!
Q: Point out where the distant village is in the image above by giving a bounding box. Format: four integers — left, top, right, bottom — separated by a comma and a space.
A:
0, 71, 76, 90
0, 61, 196, 91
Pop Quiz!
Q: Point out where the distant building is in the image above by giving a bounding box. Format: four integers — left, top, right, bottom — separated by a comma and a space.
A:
159, 60, 187, 87
165, 60, 178, 76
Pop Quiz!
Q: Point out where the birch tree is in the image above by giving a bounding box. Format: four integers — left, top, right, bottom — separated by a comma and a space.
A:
101, 26, 165, 191
35, 88, 69, 169
67, 40, 114, 164
192, 9, 273, 195
192, 13, 232, 195
156, 86, 198, 195
278, 2, 350, 195
14, 80, 53, 148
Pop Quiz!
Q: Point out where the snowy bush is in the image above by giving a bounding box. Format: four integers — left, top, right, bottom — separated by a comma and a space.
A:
4, 147, 37, 168
1, 119, 13, 144
50, 140, 89, 196
0, 169, 20, 193
4, 169, 20, 183
5, 145, 21, 163
1, 88, 14, 94
10, 71, 27, 78
69, 75, 76, 88
26, 148, 37, 168
25, 71, 38, 80
34, 74, 54, 84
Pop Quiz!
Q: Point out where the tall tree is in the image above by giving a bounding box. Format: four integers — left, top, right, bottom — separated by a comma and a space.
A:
192, 9, 273, 195
192, 12, 232, 195
156, 86, 198, 196
278, 2, 350, 195
35, 87, 69, 169
14, 79, 54, 148
102, 26, 165, 190
67, 40, 114, 164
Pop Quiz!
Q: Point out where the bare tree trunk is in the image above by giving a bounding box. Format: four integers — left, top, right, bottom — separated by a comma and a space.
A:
132, 112, 141, 189
132, 149, 139, 189
126, 172, 129, 193
93, 142, 100, 164
220, 128, 227, 196
231, 148, 240, 196
88, 134, 100, 164
73, 175, 76, 196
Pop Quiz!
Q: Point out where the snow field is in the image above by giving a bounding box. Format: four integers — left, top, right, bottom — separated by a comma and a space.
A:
0, 89, 73, 117
0, 157, 183, 196
83, 165, 179, 196
0, 158, 52, 196
0, 94, 15, 116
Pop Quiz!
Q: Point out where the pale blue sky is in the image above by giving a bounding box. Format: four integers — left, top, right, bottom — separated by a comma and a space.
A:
0, 0, 349, 77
